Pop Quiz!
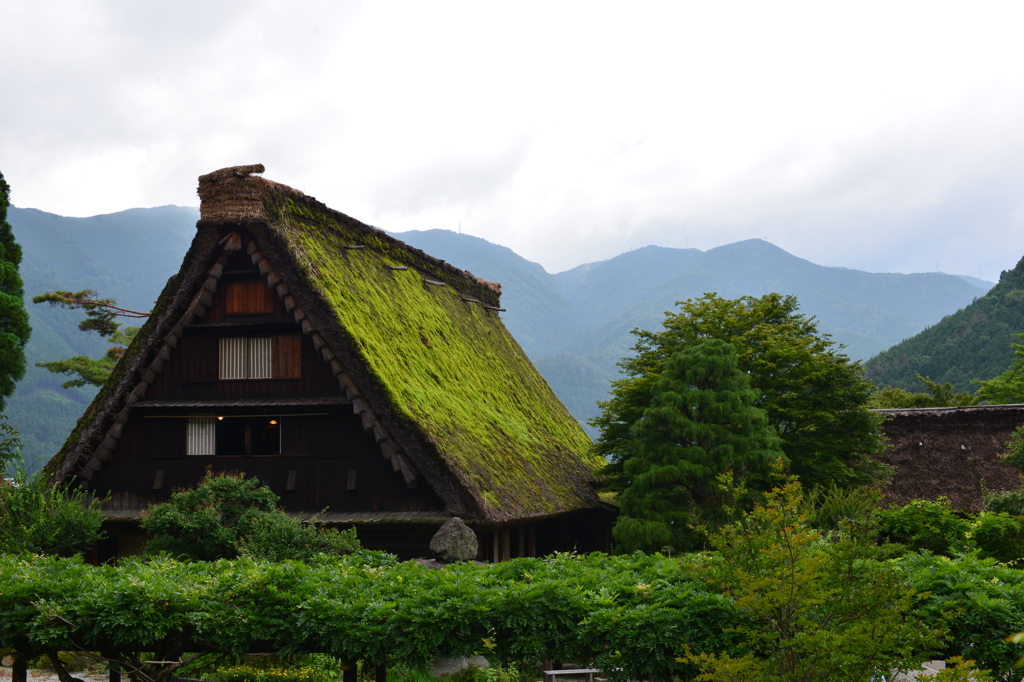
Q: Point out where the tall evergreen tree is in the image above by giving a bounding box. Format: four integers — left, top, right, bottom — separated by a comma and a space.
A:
0, 171, 31, 410
594, 293, 883, 493
613, 339, 784, 553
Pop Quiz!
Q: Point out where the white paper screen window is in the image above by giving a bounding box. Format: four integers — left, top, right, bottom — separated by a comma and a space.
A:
248, 337, 272, 378
186, 416, 216, 455
219, 337, 272, 379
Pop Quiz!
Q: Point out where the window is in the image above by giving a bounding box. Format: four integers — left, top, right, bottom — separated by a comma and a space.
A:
219, 336, 301, 380
186, 416, 281, 457
225, 279, 276, 315
186, 416, 216, 455
219, 336, 272, 379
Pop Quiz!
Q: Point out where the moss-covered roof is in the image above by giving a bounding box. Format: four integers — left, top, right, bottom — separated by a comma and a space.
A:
47, 166, 602, 526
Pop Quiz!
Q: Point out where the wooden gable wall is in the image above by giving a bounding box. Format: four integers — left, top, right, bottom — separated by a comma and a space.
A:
91, 248, 445, 517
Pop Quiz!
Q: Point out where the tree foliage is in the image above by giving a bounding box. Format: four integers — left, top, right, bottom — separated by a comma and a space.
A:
869, 374, 978, 409
975, 332, 1024, 404
141, 471, 360, 562
33, 289, 145, 387
613, 339, 783, 552
683, 482, 941, 682
0, 412, 20, 475
0, 170, 31, 410
0, 466, 105, 556
865, 257, 1024, 393
593, 293, 884, 493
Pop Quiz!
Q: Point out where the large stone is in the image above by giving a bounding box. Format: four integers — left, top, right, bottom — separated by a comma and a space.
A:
430, 517, 478, 562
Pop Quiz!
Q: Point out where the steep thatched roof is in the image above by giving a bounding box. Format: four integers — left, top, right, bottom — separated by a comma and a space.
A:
47, 165, 602, 526
875, 404, 1024, 510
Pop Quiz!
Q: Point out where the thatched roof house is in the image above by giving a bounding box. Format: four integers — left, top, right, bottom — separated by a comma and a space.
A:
47, 164, 610, 560
876, 404, 1024, 510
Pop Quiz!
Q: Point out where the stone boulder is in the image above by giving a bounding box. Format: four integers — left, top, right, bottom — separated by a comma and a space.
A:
430, 517, 478, 562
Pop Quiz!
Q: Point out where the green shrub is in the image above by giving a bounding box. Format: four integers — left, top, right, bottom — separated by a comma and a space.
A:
971, 513, 1024, 564
0, 466, 105, 556
877, 498, 970, 555
142, 471, 359, 561
984, 486, 1024, 517
902, 552, 1024, 678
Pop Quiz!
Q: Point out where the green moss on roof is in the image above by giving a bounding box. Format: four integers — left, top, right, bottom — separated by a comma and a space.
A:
265, 193, 601, 518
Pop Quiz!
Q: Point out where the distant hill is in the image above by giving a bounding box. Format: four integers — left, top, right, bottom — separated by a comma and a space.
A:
396, 231, 993, 431
864, 256, 1024, 393
7, 205, 197, 469
3, 207, 995, 465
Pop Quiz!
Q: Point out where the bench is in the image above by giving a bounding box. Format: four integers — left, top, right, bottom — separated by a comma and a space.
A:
544, 668, 601, 682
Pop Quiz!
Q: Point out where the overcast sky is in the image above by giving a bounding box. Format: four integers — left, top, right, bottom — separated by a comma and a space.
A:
4, 1, 1024, 280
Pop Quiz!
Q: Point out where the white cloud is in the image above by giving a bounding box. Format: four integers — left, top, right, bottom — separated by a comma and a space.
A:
3, 0, 1024, 280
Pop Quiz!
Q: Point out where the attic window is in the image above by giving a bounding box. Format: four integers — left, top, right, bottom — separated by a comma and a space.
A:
225, 279, 276, 315
220, 337, 271, 379
219, 336, 301, 379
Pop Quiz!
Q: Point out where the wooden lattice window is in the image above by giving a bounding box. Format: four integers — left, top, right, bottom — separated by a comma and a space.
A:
219, 336, 301, 380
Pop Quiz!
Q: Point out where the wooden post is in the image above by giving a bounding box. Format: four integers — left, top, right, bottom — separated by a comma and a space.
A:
343, 664, 357, 682
501, 528, 511, 562
492, 531, 500, 562
109, 665, 122, 682
375, 660, 387, 682
12, 653, 28, 682
542, 659, 555, 682
517, 526, 525, 558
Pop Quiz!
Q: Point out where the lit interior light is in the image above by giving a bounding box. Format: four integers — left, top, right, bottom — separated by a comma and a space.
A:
269, 420, 278, 425
217, 416, 224, 421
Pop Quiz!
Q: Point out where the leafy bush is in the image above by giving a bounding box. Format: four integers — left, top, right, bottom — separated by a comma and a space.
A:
683, 482, 938, 682
876, 498, 971, 555
142, 471, 359, 561
0, 466, 105, 556
215, 654, 341, 682
984, 483, 1024, 517
902, 552, 1024, 679
971, 513, 1024, 564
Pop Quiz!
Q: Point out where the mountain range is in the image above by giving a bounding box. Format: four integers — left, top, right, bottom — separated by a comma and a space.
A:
395, 230, 995, 428
865, 255, 1024, 393
5, 205, 997, 466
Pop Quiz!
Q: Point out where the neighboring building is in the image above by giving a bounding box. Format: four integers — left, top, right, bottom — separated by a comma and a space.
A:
46, 165, 612, 561
875, 404, 1024, 510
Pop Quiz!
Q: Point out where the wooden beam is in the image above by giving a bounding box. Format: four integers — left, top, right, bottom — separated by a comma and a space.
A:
222, 232, 243, 252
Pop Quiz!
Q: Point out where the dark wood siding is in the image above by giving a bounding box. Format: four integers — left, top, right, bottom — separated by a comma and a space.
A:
93, 408, 445, 514
202, 271, 292, 324
225, 279, 276, 315
272, 335, 301, 379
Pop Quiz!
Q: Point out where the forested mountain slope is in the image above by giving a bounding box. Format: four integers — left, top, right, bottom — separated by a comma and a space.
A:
7, 205, 197, 468
864, 256, 1024, 393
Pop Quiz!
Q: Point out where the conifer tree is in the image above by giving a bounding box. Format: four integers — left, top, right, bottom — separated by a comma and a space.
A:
0, 171, 31, 409
594, 293, 883, 493
613, 339, 783, 553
